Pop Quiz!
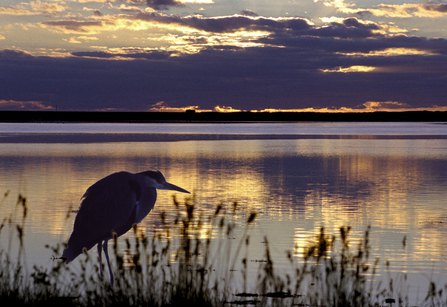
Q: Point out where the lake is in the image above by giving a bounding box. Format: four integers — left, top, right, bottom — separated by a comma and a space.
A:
1, 122, 447, 304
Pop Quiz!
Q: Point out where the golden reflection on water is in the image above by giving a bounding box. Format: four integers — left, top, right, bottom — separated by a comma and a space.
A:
1, 138, 447, 285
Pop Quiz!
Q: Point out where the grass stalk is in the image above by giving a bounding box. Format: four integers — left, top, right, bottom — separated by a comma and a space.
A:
1, 192, 447, 306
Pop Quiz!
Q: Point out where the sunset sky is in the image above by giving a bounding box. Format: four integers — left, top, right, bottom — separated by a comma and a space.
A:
1, 0, 446, 112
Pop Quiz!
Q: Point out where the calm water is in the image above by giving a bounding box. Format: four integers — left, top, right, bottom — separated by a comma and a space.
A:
1, 122, 447, 303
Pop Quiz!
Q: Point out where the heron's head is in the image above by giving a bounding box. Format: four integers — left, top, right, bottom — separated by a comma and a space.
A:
138, 170, 190, 194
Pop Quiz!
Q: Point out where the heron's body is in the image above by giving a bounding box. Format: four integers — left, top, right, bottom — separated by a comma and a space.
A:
62, 170, 189, 285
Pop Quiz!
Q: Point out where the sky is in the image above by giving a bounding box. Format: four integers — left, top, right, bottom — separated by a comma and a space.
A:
0, 0, 447, 112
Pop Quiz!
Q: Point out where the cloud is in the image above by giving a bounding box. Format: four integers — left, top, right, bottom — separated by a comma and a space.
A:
0, 5, 39, 16
363, 101, 408, 111
423, 2, 447, 13
78, 35, 99, 41
146, 0, 185, 10
214, 106, 243, 113
64, 37, 82, 43
0, 1, 68, 16
0, 49, 34, 58
63, 35, 99, 43
241, 9, 259, 17
119, 0, 146, 5
316, 0, 447, 18
2, 2, 447, 113
3, 35, 445, 112
144, 0, 212, 10
78, 0, 114, 2
71, 48, 173, 59
0, 99, 55, 110
35, 11, 447, 64
39, 11, 385, 43
320, 65, 376, 73
83, 7, 104, 16
113, 13, 388, 46
40, 20, 106, 34
29, 0, 67, 14
121, 12, 312, 34
251, 104, 447, 113
148, 101, 203, 112
181, 0, 214, 3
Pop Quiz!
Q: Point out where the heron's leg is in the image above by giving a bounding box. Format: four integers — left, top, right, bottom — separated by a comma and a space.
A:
97, 242, 103, 277
103, 240, 114, 287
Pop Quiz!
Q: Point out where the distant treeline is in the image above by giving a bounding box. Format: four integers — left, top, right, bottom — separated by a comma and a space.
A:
0, 110, 446, 123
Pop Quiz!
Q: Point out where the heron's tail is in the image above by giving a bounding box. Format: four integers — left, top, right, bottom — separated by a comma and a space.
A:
62, 241, 83, 264
62, 231, 105, 263
62, 233, 91, 264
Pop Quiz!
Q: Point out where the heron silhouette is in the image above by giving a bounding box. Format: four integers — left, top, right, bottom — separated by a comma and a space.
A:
62, 170, 190, 286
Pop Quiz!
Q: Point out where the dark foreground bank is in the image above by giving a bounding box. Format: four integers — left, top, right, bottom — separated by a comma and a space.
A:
0, 110, 446, 123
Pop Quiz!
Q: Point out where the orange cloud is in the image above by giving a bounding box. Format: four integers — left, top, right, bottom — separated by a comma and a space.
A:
0, 100, 55, 110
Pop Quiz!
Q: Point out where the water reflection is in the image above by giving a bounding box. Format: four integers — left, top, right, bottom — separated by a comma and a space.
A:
1, 137, 447, 297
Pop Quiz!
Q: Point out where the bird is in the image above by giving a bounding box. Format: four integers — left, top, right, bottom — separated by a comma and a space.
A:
62, 170, 190, 287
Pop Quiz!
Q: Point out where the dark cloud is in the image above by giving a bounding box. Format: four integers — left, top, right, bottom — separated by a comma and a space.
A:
0, 49, 33, 58
422, 2, 447, 13
41, 20, 103, 33
146, 0, 185, 10
93, 9, 103, 17
125, 12, 380, 39
129, 12, 312, 33
120, 0, 146, 4
71, 50, 173, 60
241, 9, 259, 17
341, 17, 379, 29
1, 34, 446, 112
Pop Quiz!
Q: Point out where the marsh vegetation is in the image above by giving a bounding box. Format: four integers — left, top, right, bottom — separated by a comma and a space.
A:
1, 192, 447, 306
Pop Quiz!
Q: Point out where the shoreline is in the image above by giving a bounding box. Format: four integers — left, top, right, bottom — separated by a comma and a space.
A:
1, 132, 447, 143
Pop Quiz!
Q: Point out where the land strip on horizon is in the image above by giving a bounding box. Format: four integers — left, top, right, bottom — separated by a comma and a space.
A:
0, 111, 446, 123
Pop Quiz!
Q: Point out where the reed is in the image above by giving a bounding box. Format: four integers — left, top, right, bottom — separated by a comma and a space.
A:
1, 192, 447, 306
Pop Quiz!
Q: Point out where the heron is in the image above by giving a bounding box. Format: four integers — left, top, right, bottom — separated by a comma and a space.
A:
62, 170, 190, 287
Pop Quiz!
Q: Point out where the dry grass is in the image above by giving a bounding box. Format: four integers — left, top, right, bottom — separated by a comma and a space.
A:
1, 192, 447, 306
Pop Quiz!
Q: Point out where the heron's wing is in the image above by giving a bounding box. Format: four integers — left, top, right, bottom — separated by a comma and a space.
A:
63, 171, 141, 263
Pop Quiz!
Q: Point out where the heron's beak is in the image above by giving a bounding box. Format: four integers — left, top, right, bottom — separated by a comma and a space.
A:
160, 182, 190, 194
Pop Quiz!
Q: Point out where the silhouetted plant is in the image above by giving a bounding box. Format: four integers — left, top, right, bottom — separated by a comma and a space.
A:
1, 191, 447, 306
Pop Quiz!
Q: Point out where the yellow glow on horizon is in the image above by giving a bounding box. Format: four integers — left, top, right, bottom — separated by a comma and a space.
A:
221, 104, 447, 113
142, 101, 447, 114
143, 103, 447, 114
214, 106, 242, 113
148, 101, 205, 112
